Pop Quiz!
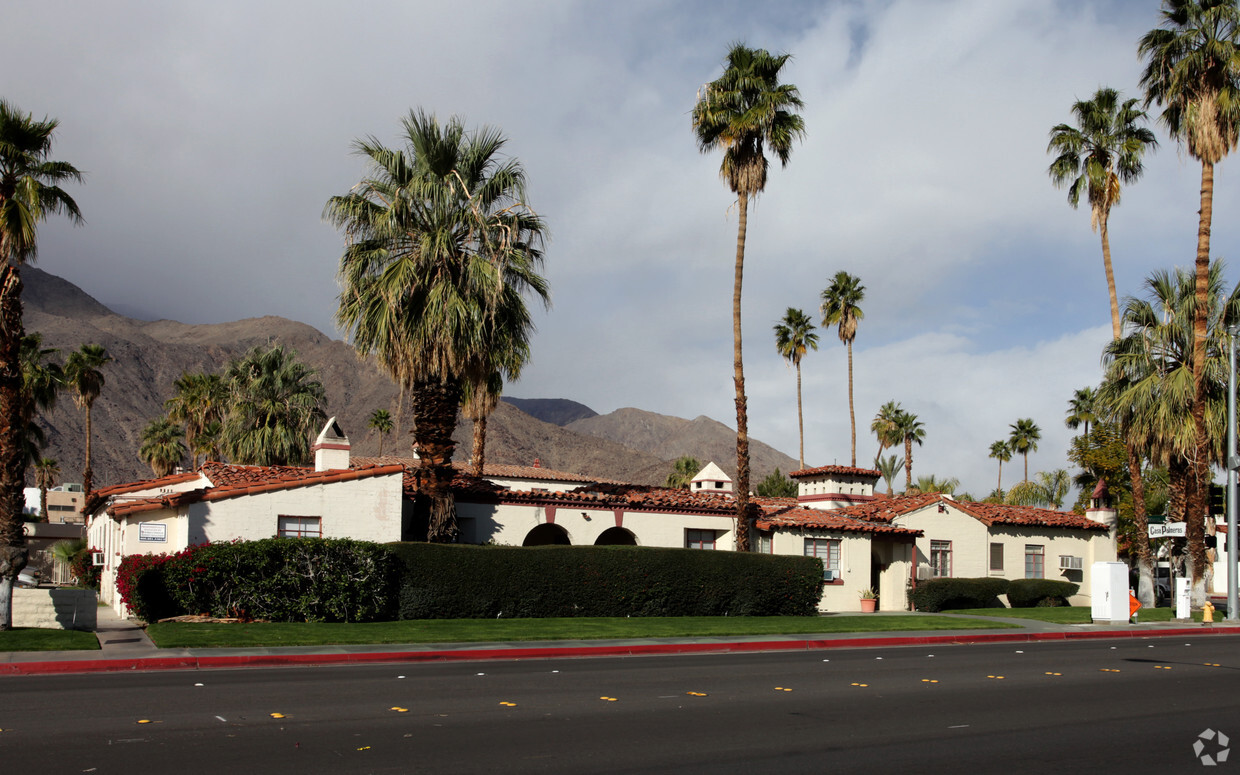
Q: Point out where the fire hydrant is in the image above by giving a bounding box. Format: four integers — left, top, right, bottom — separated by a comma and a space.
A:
1203, 600, 1215, 623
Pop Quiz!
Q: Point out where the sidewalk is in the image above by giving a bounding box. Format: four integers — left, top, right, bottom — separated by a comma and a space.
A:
3, 605, 1239, 677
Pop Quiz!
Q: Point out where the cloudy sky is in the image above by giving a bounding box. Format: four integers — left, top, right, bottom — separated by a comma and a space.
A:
8, 0, 1238, 498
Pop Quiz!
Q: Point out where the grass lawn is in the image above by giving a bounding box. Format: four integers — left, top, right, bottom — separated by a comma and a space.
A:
945, 606, 1204, 624
0, 628, 100, 652
145, 614, 1021, 649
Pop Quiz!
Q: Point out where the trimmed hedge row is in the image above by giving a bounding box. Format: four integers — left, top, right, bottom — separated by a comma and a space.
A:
116, 539, 401, 623
1008, 578, 1079, 608
387, 543, 824, 618
909, 577, 1010, 613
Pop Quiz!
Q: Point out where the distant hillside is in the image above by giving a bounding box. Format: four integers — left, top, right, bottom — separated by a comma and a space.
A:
501, 397, 597, 426
22, 268, 798, 489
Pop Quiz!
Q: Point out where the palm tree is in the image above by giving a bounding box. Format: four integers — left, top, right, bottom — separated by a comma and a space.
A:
462, 372, 503, 477
1006, 469, 1071, 509
327, 110, 549, 542
32, 457, 58, 521
1101, 262, 1240, 603
18, 333, 63, 466
139, 417, 185, 478
773, 307, 819, 468
367, 408, 395, 458
876, 454, 904, 496
820, 271, 865, 467
693, 44, 805, 551
221, 344, 326, 467
1009, 419, 1041, 482
1140, 0, 1240, 593
988, 440, 1012, 494
1065, 386, 1099, 440
1048, 87, 1158, 339
910, 474, 959, 495
63, 343, 111, 497
870, 400, 904, 466
895, 410, 925, 491
666, 455, 702, 489
0, 101, 81, 630
165, 372, 226, 469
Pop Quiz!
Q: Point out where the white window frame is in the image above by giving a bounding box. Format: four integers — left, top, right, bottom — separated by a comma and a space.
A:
804, 538, 840, 578
685, 529, 716, 550
930, 540, 952, 578
278, 515, 322, 538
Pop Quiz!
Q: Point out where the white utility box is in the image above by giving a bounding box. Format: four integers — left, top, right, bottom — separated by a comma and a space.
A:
1092, 561, 1130, 622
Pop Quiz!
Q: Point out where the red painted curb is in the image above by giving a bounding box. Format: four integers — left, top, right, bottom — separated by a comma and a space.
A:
5, 626, 1239, 676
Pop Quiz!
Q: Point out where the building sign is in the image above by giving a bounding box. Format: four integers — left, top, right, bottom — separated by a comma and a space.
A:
1148, 523, 1187, 538
138, 522, 167, 543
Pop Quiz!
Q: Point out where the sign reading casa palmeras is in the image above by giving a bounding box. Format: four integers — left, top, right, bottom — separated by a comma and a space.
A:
1148, 523, 1187, 538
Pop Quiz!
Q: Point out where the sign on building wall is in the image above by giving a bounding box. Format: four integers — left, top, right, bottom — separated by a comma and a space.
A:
1148, 523, 1187, 538
138, 522, 167, 543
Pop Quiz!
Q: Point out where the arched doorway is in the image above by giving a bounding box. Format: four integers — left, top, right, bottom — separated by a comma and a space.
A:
523, 523, 571, 546
594, 527, 637, 546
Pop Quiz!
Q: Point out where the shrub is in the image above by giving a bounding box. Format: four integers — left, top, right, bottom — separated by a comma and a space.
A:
116, 539, 401, 623
388, 543, 823, 619
909, 577, 1010, 613
1007, 578, 1078, 608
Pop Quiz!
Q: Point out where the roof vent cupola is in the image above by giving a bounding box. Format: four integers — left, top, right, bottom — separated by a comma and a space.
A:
312, 417, 351, 471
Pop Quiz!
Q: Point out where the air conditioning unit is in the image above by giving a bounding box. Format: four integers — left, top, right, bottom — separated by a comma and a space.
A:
91, 551, 104, 567
1059, 555, 1083, 571
823, 569, 838, 582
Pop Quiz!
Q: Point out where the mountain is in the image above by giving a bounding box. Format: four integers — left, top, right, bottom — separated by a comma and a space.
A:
22, 268, 797, 489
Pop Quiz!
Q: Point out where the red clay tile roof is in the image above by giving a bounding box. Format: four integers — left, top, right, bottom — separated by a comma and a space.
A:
821, 494, 1109, 532
83, 471, 204, 515
108, 464, 405, 518
789, 465, 881, 479
466, 481, 741, 515
755, 502, 922, 537
349, 456, 628, 485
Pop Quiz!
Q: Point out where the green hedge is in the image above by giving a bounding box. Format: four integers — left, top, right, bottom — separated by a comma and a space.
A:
1007, 578, 1079, 608
909, 577, 1010, 613
388, 543, 824, 618
116, 539, 401, 623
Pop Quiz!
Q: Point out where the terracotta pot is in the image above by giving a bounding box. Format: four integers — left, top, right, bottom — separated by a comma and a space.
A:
859, 598, 878, 613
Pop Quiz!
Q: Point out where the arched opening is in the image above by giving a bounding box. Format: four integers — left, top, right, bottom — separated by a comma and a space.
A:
523, 523, 571, 546
594, 527, 637, 546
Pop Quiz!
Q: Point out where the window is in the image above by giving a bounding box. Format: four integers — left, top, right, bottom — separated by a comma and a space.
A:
686, 529, 716, 550
804, 538, 840, 577
989, 542, 1004, 572
278, 515, 321, 538
756, 532, 772, 554
1025, 545, 1045, 579
930, 540, 952, 578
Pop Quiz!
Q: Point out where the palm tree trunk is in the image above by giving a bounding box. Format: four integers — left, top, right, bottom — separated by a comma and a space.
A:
472, 414, 487, 478
997, 460, 1002, 495
732, 192, 751, 552
904, 438, 913, 492
411, 377, 462, 543
847, 340, 856, 467
1127, 445, 1154, 607
1187, 159, 1214, 603
795, 360, 804, 469
1023, 452, 1029, 483
1099, 214, 1122, 341
39, 485, 48, 521
0, 264, 29, 630
82, 404, 93, 498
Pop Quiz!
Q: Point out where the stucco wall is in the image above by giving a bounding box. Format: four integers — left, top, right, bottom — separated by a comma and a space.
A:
457, 500, 738, 550
13, 587, 97, 630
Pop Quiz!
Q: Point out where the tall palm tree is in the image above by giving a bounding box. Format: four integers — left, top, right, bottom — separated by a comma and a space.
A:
876, 453, 903, 496
870, 400, 904, 466
32, 457, 58, 521
1009, 418, 1042, 482
693, 44, 805, 551
989, 440, 1012, 494
1139, 0, 1240, 592
910, 474, 959, 495
18, 333, 62, 466
165, 372, 227, 469
367, 408, 395, 458
462, 371, 503, 477
666, 455, 702, 489
139, 417, 185, 478
63, 343, 111, 497
773, 307, 819, 468
895, 410, 925, 491
0, 100, 81, 630
1048, 87, 1158, 339
222, 344, 326, 467
820, 271, 865, 467
327, 110, 549, 542
1101, 262, 1240, 603
1064, 386, 1100, 440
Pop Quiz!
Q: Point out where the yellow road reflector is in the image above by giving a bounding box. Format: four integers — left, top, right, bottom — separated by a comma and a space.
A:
390, 707, 408, 713
357, 746, 371, 751
686, 692, 707, 697
137, 720, 151, 724
499, 702, 517, 707
270, 713, 285, 719
987, 676, 1005, 680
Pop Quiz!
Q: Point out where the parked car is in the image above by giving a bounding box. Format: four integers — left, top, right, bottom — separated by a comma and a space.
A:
16, 568, 39, 588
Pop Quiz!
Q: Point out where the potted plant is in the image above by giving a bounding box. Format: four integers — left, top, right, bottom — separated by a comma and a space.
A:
859, 587, 878, 613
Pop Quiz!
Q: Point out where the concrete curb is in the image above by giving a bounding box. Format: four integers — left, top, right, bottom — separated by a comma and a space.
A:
5, 625, 1239, 676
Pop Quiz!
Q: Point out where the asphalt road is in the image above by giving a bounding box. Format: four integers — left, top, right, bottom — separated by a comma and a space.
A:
3, 635, 1238, 774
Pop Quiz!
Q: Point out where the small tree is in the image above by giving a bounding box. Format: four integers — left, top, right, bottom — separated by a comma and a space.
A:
666, 456, 702, 489
756, 469, 798, 498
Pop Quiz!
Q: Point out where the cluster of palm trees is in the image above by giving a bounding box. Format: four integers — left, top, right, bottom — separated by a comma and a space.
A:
1045, 0, 1240, 604
140, 344, 327, 477
870, 401, 925, 491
